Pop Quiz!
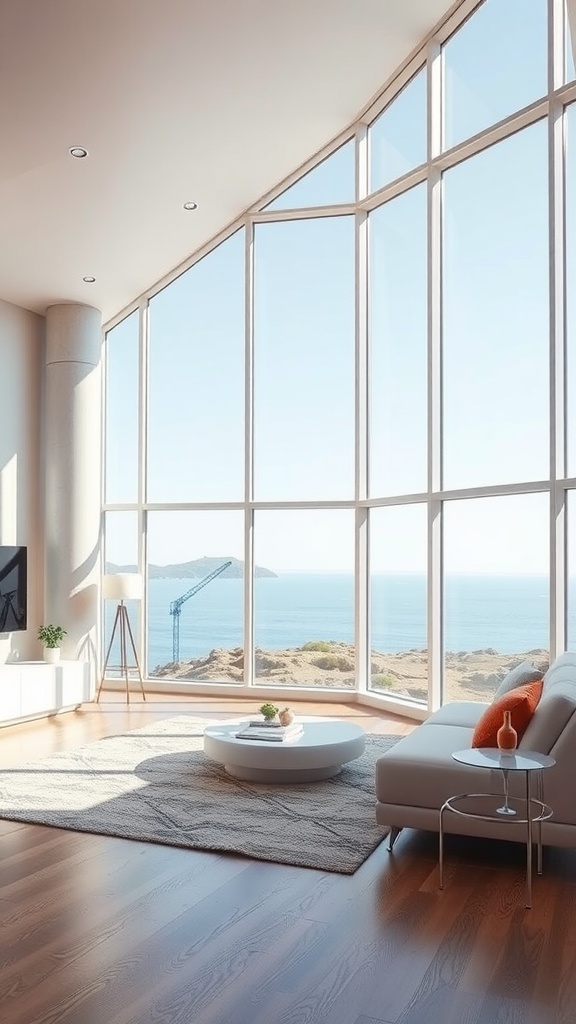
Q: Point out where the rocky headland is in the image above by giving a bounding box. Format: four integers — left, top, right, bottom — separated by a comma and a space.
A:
106, 556, 276, 579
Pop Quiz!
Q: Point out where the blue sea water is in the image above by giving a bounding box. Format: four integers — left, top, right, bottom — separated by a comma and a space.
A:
143, 572, 555, 670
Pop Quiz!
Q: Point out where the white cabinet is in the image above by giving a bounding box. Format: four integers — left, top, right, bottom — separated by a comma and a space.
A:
0, 675, 21, 722
0, 660, 92, 727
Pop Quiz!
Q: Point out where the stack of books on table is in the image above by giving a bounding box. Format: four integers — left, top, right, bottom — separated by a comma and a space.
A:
235, 721, 304, 742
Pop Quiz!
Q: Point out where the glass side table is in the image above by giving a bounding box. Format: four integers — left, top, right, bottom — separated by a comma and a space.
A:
438, 748, 555, 909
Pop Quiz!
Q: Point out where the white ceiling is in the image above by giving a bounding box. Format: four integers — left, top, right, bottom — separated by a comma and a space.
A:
0, 0, 455, 324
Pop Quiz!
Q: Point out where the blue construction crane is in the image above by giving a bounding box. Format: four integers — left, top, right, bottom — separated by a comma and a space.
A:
170, 560, 232, 662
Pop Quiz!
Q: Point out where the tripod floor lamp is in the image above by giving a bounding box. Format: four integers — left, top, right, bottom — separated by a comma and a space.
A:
97, 573, 147, 704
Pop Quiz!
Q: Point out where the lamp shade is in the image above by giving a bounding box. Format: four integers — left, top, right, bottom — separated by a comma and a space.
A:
102, 573, 143, 601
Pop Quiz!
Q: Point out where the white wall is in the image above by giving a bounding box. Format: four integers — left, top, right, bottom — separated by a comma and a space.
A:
0, 298, 44, 663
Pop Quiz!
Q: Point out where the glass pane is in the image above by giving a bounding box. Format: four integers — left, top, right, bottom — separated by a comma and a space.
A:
369, 504, 427, 703
443, 494, 549, 703
105, 313, 139, 503
253, 510, 355, 688
443, 0, 548, 150
443, 123, 549, 489
567, 0, 576, 83
567, 105, 576, 475
147, 511, 244, 682
148, 230, 245, 502
369, 69, 426, 192
369, 185, 427, 496
254, 217, 355, 499
103, 511, 140, 679
265, 141, 355, 210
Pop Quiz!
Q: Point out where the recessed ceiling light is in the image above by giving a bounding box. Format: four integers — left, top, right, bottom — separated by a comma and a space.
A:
183, 201, 198, 211
82, 276, 96, 283
69, 147, 88, 159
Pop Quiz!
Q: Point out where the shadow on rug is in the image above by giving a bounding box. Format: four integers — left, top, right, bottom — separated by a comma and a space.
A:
0, 716, 399, 873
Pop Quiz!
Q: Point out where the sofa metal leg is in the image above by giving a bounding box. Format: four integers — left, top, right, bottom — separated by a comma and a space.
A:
387, 826, 402, 852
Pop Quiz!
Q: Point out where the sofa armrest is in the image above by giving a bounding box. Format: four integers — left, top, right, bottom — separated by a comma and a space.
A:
540, 709, 576, 824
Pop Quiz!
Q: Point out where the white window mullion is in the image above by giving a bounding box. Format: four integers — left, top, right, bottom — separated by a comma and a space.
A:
549, 66, 567, 658
356, 506, 369, 696
355, 213, 369, 693
549, 0, 566, 659
551, 482, 567, 661
100, 325, 107, 678
355, 122, 369, 692
138, 299, 149, 676
566, 0, 576, 78
428, 38, 443, 712
244, 223, 255, 686
552, 0, 565, 89
356, 122, 368, 204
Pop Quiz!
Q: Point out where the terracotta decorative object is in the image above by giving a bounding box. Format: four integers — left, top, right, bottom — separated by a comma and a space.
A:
497, 710, 518, 752
278, 707, 294, 726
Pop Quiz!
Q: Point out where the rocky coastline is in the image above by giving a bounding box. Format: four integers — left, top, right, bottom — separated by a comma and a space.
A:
150, 642, 549, 703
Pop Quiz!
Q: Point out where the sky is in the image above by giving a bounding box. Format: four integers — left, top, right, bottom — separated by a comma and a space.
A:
104, 0, 574, 577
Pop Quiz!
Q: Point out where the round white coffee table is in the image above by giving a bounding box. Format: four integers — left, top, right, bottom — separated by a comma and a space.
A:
203, 717, 366, 783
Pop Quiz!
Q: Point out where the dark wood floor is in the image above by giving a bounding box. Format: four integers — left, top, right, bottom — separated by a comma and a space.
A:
1, 695, 575, 1024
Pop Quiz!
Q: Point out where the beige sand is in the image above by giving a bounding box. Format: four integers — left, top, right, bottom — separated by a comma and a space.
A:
150, 642, 549, 704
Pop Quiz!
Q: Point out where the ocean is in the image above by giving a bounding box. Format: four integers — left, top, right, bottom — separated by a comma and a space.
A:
139, 572, 555, 671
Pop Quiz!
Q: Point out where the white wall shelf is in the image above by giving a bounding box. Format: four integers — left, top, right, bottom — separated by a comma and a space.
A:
0, 660, 92, 728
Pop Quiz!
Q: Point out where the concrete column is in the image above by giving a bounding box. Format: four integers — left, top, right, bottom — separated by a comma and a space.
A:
44, 303, 102, 676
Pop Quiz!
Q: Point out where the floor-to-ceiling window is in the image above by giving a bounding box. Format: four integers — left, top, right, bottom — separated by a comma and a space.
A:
104, 0, 576, 712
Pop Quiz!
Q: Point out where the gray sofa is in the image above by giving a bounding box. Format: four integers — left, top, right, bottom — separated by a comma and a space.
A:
375, 651, 576, 849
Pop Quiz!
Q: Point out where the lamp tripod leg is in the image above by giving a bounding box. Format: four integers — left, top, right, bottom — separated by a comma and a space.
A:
124, 603, 146, 702
120, 604, 130, 705
96, 603, 123, 703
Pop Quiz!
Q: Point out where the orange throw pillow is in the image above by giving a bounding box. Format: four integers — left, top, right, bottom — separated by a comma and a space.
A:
471, 680, 543, 748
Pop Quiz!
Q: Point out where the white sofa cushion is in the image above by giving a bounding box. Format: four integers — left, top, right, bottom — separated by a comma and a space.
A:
374, 723, 509, 810
493, 659, 544, 700
520, 651, 576, 754
426, 701, 489, 729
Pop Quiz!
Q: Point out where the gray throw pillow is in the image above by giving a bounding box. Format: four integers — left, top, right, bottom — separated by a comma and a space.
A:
493, 660, 543, 701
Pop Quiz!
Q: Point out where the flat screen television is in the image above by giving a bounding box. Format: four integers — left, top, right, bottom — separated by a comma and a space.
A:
0, 545, 27, 632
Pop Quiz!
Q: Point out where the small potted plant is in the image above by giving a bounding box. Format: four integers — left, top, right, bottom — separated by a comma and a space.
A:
37, 624, 67, 663
259, 702, 279, 722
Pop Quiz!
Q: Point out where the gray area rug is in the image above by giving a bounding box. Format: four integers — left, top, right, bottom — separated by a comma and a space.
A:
0, 716, 398, 874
